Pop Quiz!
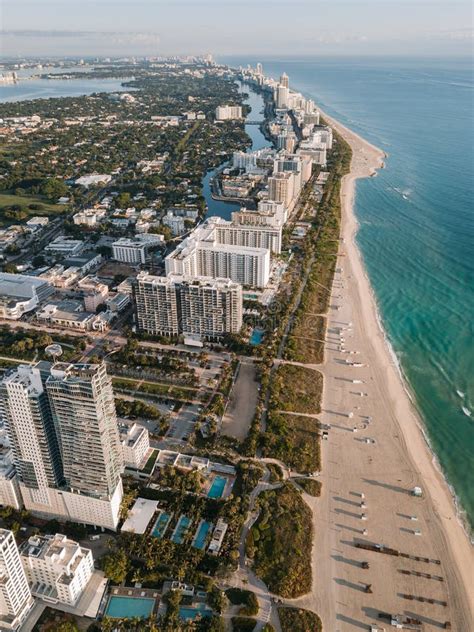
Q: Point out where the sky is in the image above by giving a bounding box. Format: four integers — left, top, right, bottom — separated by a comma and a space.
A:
1, 0, 473, 58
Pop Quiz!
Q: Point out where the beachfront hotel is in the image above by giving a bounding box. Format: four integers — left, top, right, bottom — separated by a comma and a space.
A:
165, 218, 273, 288
134, 271, 243, 339
0, 363, 124, 530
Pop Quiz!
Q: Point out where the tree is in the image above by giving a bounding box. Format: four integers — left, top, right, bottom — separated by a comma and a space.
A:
41, 177, 68, 200
115, 192, 131, 208
32, 255, 46, 267
3, 263, 17, 274
55, 622, 80, 632
101, 548, 130, 583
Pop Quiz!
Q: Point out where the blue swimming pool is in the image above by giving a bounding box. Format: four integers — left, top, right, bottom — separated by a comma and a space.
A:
105, 596, 155, 619
192, 521, 212, 550
151, 512, 171, 538
179, 603, 213, 620
207, 475, 227, 499
249, 328, 264, 345
171, 515, 191, 544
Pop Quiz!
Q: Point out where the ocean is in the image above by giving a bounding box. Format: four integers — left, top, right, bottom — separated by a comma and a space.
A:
1, 58, 473, 529
224, 55, 474, 530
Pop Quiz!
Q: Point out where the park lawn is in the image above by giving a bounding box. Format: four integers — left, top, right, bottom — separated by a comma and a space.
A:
269, 364, 323, 415
246, 483, 312, 598
283, 315, 326, 364
0, 191, 65, 224
278, 607, 322, 632
261, 412, 320, 473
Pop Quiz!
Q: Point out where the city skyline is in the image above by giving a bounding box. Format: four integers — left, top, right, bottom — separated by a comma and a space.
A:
2, 0, 473, 58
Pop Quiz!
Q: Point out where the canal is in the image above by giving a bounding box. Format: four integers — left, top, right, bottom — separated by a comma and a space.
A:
203, 83, 272, 220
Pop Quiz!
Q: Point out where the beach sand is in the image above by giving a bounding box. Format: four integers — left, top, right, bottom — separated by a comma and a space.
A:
293, 114, 473, 630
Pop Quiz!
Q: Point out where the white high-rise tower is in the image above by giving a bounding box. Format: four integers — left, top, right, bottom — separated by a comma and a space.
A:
0, 363, 124, 530
0, 529, 34, 631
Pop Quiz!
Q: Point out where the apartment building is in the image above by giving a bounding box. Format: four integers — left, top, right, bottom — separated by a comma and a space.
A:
215, 105, 243, 120
134, 272, 242, 339
0, 363, 124, 530
165, 219, 271, 288
20, 533, 94, 606
0, 529, 34, 631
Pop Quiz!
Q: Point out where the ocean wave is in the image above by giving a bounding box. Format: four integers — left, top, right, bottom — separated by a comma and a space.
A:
353, 236, 473, 539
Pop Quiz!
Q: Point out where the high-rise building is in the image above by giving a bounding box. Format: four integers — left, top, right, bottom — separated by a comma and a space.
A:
46, 363, 123, 501
0, 365, 64, 507
280, 72, 289, 89
256, 62, 263, 76
268, 172, 296, 209
0, 529, 34, 632
215, 105, 243, 121
0, 363, 123, 530
165, 219, 271, 288
276, 85, 289, 109
134, 272, 243, 339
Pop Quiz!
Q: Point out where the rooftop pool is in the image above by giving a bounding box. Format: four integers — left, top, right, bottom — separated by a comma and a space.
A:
171, 515, 191, 544
151, 512, 171, 539
207, 475, 227, 499
179, 603, 213, 620
250, 328, 264, 345
105, 596, 155, 619
192, 521, 212, 550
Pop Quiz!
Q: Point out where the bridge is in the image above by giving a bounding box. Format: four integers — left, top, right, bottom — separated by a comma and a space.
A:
245, 120, 264, 126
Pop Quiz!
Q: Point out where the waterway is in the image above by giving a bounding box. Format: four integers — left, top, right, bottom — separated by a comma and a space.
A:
203, 83, 271, 220
0, 67, 130, 103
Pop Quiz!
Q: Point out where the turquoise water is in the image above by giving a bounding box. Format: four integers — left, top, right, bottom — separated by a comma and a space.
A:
105, 596, 154, 619
179, 603, 213, 620
224, 56, 474, 529
207, 475, 227, 499
171, 515, 191, 544
151, 512, 171, 539
250, 328, 265, 346
192, 521, 212, 549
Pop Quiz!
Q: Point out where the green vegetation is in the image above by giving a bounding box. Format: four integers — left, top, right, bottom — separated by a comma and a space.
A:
266, 462, 284, 482
294, 478, 322, 497
141, 450, 159, 475
112, 376, 200, 403
278, 607, 322, 632
269, 364, 323, 415
283, 315, 326, 364
261, 413, 320, 473
0, 328, 85, 362
0, 191, 64, 225
246, 483, 312, 598
225, 588, 258, 616
115, 398, 162, 420
100, 548, 130, 584
231, 618, 256, 632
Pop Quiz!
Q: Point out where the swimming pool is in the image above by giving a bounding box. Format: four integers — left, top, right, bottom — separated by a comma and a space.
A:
249, 328, 264, 345
151, 512, 171, 539
207, 475, 227, 499
105, 596, 155, 619
171, 515, 191, 544
192, 521, 212, 550
179, 603, 213, 620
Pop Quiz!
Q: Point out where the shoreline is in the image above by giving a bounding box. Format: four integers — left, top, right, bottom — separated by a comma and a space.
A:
324, 108, 474, 539
319, 108, 473, 626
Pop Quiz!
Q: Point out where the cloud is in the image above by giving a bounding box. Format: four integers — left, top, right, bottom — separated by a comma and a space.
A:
3, 30, 160, 43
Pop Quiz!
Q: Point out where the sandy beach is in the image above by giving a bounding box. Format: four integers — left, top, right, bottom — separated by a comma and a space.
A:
291, 113, 473, 630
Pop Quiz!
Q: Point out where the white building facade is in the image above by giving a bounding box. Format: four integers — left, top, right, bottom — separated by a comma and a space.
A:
0, 529, 34, 632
